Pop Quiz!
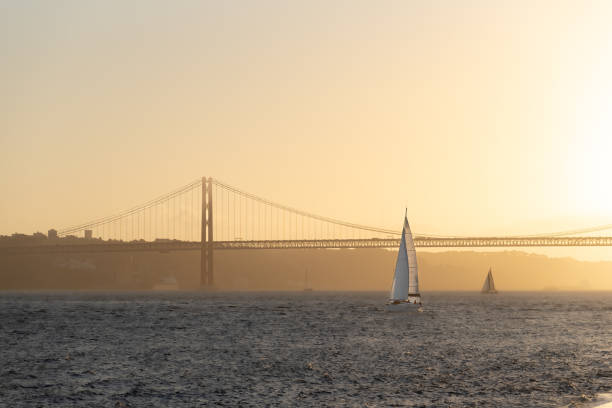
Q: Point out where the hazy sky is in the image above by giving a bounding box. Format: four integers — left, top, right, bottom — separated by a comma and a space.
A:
2, 1, 612, 254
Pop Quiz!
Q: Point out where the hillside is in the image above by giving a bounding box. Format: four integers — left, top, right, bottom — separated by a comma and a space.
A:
1, 249, 611, 291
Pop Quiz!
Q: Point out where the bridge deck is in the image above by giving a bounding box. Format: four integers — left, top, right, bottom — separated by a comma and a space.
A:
2, 237, 612, 254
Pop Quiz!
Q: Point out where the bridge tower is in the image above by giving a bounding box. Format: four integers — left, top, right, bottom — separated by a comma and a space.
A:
201, 177, 214, 287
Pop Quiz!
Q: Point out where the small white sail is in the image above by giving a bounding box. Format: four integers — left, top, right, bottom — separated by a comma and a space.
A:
481, 274, 490, 292
390, 221, 409, 300
487, 270, 496, 292
481, 268, 497, 293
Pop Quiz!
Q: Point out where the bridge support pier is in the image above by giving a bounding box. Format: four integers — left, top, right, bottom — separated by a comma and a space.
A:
201, 177, 214, 287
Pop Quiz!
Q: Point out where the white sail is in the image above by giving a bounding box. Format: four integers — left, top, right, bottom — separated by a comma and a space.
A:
481, 268, 496, 293
390, 212, 419, 300
405, 217, 419, 296
389, 221, 409, 300
481, 275, 490, 292
488, 270, 496, 292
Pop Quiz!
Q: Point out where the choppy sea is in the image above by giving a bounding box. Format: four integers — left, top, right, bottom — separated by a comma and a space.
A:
0, 291, 610, 407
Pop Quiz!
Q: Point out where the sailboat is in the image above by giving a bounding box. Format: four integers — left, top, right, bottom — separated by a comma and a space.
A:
386, 210, 422, 312
481, 267, 498, 294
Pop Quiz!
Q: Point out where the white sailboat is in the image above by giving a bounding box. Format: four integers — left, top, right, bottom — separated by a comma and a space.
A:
481, 267, 498, 294
386, 210, 423, 312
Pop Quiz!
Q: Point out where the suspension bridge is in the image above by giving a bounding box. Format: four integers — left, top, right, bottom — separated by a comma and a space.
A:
3, 177, 612, 286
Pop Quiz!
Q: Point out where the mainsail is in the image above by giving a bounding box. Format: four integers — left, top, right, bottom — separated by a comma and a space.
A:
405, 217, 419, 296
390, 212, 419, 300
481, 268, 496, 293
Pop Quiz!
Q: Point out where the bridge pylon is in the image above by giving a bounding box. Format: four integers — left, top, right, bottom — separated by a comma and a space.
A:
201, 177, 214, 287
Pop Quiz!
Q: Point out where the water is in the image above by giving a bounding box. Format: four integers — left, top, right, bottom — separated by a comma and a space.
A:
0, 291, 610, 407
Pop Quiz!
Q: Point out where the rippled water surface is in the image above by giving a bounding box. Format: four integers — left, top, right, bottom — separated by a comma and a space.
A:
1, 291, 610, 407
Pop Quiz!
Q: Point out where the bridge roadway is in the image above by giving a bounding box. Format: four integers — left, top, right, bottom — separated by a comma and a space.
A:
3, 236, 612, 255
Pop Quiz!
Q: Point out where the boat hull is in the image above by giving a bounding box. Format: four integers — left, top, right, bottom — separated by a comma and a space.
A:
385, 301, 423, 312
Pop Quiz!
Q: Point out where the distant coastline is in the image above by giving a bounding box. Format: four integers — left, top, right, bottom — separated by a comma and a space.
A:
1, 245, 611, 291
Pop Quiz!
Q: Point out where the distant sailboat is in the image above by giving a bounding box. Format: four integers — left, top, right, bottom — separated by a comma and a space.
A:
481, 268, 498, 294
386, 210, 422, 312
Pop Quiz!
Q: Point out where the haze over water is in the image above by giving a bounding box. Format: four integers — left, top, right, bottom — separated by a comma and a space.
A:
1, 291, 610, 407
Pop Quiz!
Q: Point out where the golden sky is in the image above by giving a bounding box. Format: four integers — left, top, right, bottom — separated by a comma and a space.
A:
2, 1, 612, 259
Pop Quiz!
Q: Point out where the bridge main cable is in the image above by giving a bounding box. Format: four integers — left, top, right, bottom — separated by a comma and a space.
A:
57, 178, 203, 237
56, 176, 612, 240
212, 178, 403, 236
